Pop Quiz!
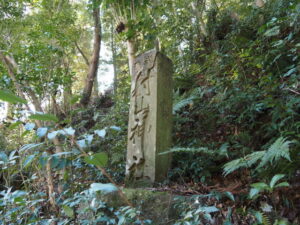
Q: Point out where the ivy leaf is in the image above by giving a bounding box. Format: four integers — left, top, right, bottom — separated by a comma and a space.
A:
0, 90, 27, 104
85, 135, 94, 144
95, 129, 106, 138
29, 113, 59, 122
63, 127, 75, 136
24, 123, 35, 131
36, 127, 48, 137
47, 131, 58, 140
77, 139, 87, 148
84, 152, 108, 167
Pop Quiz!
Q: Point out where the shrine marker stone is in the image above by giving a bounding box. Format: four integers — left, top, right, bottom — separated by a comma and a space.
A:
126, 49, 173, 186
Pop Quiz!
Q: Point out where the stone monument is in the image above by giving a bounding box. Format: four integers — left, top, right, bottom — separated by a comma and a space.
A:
126, 49, 173, 186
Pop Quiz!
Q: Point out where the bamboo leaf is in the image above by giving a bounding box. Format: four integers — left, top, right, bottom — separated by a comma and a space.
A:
0, 90, 27, 104
29, 113, 59, 122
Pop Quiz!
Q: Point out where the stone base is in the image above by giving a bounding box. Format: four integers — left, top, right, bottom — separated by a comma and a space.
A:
103, 188, 181, 224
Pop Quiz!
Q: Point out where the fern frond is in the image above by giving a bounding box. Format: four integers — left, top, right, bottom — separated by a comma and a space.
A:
173, 96, 196, 113
159, 147, 210, 155
223, 151, 265, 176
223, 137, 294, 175
261, 212, 271, 225
173, 87, 205, 113
258, 137, 293, 168
223, 158, 247, 176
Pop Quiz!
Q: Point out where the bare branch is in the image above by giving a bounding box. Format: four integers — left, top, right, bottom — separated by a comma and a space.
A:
75, 41, 90, 66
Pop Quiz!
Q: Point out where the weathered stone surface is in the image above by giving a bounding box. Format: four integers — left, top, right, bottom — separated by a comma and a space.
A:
126, 49, 173, 186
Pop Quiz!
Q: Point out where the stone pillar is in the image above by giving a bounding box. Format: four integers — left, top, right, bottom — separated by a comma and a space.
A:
126, 49, 173, 186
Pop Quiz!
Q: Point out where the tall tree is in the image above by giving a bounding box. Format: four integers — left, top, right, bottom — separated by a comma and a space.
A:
80, 2, 102, 106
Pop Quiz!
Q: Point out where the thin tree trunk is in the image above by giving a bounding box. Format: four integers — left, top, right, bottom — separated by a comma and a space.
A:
111, 24, 118, 94
127, 39, 136, 77
80, 6, 101, 106
191, 0, 207, 44
63, 85, 72, 112
93, 74, 99, 98
46, 156, 57, 210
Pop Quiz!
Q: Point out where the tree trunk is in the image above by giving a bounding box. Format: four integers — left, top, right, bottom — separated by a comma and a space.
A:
93, 75, 99, 98
80, 6, 101, 106
127, 38, 136, 77
191, 0, 207, 40
63, 85, 72, 113
111, 23, 118, 94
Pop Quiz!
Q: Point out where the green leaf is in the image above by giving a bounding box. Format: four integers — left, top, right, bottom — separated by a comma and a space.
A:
224, 191, 235, 201
0, 90, 27, 104
253, 211, 263, 223
249, 188, 260, 199
195, 206, 219, 214
270, 174, 285, 189
24, 123, 35, 131
36, 127, 48, 137
8, 121, 23, 130
84, 152, 108, 167
274, 182, 289, 188
283, 68, 297, 77
29, 113, 59, 122
62, 205, 74, 218
70, 95, 81, 105
110, 126, 121, 131
90, 183, 118, 194
251, 182, 269, 190
264, 26, 280, 37
19, 143, 44, 152
23, 154, 37, 168
0, 152, 8, 162
62, 127, 75, 136
95, 129, 106, 138
47, 131, 58, 140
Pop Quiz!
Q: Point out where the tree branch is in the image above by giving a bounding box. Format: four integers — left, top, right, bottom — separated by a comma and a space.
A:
75, 41, 90, 66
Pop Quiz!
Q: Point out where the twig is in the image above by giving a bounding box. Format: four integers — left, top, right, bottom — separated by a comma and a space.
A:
74, 41, 90, 66
284, 87, 300, 95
